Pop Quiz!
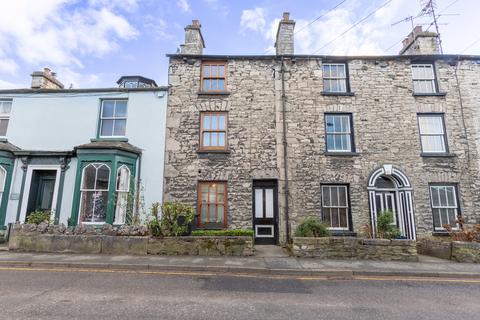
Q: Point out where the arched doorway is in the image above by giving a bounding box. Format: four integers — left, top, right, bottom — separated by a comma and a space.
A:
367, 165, 416, 240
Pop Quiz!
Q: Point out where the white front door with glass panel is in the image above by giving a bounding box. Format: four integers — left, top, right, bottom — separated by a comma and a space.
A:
253, 182, 277, 245
375, 192, 399, 227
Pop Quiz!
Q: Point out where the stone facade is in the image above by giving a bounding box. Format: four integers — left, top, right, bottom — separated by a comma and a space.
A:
164, 15, 480, 244
292, 237, 418, 261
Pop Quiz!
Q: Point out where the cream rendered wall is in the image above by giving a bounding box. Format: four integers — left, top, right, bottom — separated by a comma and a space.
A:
1, 89, 167, 225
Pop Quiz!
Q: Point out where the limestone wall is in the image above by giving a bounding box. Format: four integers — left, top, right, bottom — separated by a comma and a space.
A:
292, 237, 418, 261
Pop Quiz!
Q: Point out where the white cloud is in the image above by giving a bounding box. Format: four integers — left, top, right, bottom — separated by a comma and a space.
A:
0, 79, 25, 89
0, 0, 138, 86
256, 0, 480, 55
240, 8, 266, 33
177, 0, 191, 13
0, 58, 19, 75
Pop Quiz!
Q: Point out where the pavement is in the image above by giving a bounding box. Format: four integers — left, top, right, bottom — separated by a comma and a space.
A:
0, 245, 479, 279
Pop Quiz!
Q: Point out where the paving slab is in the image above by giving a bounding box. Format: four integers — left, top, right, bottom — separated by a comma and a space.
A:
0, 251, 479, 279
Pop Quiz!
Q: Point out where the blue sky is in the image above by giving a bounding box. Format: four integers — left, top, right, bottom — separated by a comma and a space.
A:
0, 0, 478, 89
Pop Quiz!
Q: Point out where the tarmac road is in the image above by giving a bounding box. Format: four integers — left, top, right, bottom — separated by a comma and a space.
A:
0, 266, 479, 320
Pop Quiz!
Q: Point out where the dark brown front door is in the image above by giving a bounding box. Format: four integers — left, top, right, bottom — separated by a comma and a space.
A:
252, 180, 278, 245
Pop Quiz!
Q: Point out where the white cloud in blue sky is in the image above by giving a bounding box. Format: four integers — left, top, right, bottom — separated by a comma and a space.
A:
0, 0, 478, 89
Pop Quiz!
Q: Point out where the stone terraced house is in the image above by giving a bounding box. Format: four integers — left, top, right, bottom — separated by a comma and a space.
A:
164, 14, 480, 245
0, 71, 167, 235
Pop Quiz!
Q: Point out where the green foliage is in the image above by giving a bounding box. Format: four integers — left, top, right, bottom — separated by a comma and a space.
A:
147, 202, 195, 237
376, 211, 401, 239
295, 217, 330, 237
191, 229, 254, 237
26, 210, 51, 225
147, 202, 162, 237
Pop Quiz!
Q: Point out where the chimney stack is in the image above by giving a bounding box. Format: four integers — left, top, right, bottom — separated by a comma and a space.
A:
275, 12, 295, 55
180, 20, 205, 55
31, 68, 64, 89
399, 26, 440, 55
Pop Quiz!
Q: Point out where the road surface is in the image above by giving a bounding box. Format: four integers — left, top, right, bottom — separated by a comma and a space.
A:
0, 266, 479, 319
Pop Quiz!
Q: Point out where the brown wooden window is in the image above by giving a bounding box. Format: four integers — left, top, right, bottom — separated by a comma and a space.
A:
201, 61, 226, 92
197, 182, 227, 228
200, 112, 227, 150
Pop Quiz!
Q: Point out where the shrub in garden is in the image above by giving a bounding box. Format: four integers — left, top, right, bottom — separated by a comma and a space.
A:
147, 202, 195, 237
444, 216, 480, 243
26, 210, 51, 225
376, 211, 401, 239
295, 217, 330, 237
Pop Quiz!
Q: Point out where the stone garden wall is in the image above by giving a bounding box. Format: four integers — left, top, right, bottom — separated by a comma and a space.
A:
292, 237, 418, 261
8, 223, 254, 257
417, 237, 480, 263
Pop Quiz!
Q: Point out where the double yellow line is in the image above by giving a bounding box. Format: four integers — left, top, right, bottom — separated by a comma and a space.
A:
0, 266, 479, 284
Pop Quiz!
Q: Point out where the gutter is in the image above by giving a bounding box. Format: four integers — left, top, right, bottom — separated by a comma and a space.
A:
280, 57, 290, 243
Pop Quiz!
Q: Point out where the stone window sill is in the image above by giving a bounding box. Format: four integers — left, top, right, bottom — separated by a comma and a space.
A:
413, 92, 447, 97
421, 153, 456, 158
197, 91, 230, 96
91, 137, 129, 142
432, 231, 450, 237
197, 149, 230, 154
329, 230, 357, 237
325, 152, 359, 157
321, 91, 355, 96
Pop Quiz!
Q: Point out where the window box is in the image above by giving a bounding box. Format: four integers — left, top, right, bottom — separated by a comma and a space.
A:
197, 149, 230, 154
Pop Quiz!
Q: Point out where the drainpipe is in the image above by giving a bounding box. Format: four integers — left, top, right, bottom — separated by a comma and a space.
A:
280, 57, 290, 243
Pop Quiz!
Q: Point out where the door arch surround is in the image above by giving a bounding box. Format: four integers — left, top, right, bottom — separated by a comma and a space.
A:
367, 165, 416, 240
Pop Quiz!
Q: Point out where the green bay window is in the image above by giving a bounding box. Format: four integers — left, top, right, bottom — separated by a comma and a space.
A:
71, 143, 138, 226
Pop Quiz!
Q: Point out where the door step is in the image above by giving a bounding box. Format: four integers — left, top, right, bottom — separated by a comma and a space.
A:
254, 245, 289, 258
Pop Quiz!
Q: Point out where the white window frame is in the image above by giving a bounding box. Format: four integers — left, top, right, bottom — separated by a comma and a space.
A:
321, 185, 350, 231
79, 163, 111, 224
325, 114, 353, 152
412, 64, 437, 94
418, 114, 447, 153
0, 99, 12, 137
0, 165, 6, 208
322, 63, 348, 93
429, 185, 459, 231
114, 165, 131, 225
99, 99, 128, 138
